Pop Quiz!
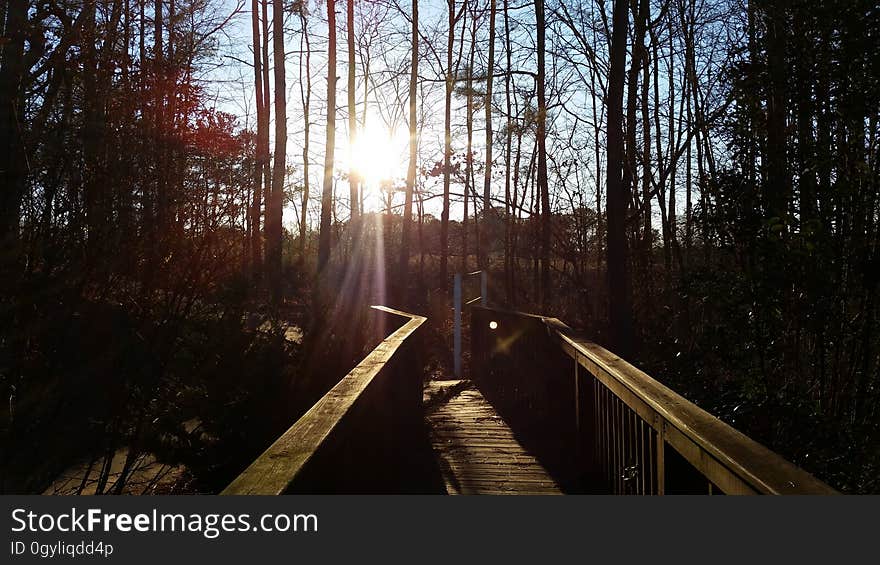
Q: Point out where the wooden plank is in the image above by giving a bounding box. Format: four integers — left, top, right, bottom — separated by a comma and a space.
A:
426, 380, 562, 495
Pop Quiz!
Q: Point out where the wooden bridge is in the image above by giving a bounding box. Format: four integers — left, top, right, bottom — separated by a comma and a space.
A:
222, 303, 836, 495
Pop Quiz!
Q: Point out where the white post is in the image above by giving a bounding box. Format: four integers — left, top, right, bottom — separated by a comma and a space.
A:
454, 273, 462, 378
480, 270, 488, 307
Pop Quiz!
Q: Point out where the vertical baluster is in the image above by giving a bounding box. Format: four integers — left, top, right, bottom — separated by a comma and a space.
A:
617, 397, 623, 494
639, 417, 646, 495
623, 403, 628, 494
609, 393, 615, 493
598, 384, 604, 485
598, 384, 605, 485
648, 424, 656, 494
574, 360, 579, 465
610, 390, 616, 491
614, 396, 622, 494
628, 408, 635, 494
619, 401, 624, 494
590, 375, 602, 477
619, 399, 625, 494
623, 402, 630, 494
602, 386, 614, 486
635, 415, 641, 495
628, 409, 635, 495
656, 417, 666, 495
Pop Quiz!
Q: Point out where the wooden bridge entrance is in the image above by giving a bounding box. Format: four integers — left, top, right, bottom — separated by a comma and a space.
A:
222, 304, 836, 495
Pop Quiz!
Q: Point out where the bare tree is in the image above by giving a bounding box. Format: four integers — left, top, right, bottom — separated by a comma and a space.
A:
250, 0, 265, 275
298, 6, 312, 262
480, 0, 496, 271
317, 0, 338, 272
399, 0, 419, 280
535, 0, 550, 305
462, 6, 476, 272
606, 0, 634, 356
347, 0, 359, 228
440, 0, 466, 287
267, 0, 287, 302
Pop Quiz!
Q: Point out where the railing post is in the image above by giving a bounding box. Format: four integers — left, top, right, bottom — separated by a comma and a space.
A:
480, 270, 487, 306
574, 359, 581, 465
655, 416, 666, 495
454, 273, 462, 378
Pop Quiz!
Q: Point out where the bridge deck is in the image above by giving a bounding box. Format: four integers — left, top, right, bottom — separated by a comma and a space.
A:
425, 379, 562, 495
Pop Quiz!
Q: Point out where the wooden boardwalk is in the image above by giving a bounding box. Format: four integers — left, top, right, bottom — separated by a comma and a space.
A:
425, 379, 562, 495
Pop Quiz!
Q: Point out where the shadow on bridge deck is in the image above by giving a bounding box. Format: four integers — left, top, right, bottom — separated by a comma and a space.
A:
425, 378, 564, 495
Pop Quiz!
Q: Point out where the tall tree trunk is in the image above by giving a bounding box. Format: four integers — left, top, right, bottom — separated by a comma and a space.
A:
622, 0, 647, 302
651, 30, 672, 283
83, 0, 103, 260
667, 18, 677, 268
261, 0, 271, 249
250, 0, 265, 277
440, 0, 457, 286
267, 0, 287, 302
317, 0, 337, 272
502, 0, 513, 300
622, 0, 640, 290
683, 11, 693, 257
606, 0, 634, 356
299, 9, 311, 262
463, 11, 475, 272
590, 55, 603, 275
640, 0, 651, 254
481, 0, 496, 271
0, 0, 26, 256
347, 0, 359, 229
535, 0, 550, 306
795, 12, 816, 228
152, 0, 165, 278
399, 0, 418, 280
765, 0, 790, 221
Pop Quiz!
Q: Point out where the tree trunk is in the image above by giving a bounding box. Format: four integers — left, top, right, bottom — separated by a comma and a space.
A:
481, 0, 496, 271
347, 0, 359, 229
606, 0, 634, 356
299, 9, 312, 262
502, 0, 512, 300
463, 11, 475, 273
261, 0, 271, 262
317, 0, 337, 272
535, 0, 550, 306
250, 0, 265, 277
399, 0, 418, 280
440, 0, 457, 286
0, 0, 26, 254
267, 0, 287, 301
765, 0, 790, 221
640, 0, 651, 254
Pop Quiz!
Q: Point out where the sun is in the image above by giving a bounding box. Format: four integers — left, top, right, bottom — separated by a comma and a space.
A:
350, 124, 409, 190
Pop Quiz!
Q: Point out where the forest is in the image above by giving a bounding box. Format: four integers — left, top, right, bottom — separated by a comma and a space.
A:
1, 0, 878, 494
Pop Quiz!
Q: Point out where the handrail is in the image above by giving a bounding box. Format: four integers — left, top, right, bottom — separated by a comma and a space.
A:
470, 306, 837, 494
222, 306, 426, 495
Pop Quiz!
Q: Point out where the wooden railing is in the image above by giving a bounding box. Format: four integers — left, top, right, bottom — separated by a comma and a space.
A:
470, 306, 837, 495
222, 306, 427, 495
